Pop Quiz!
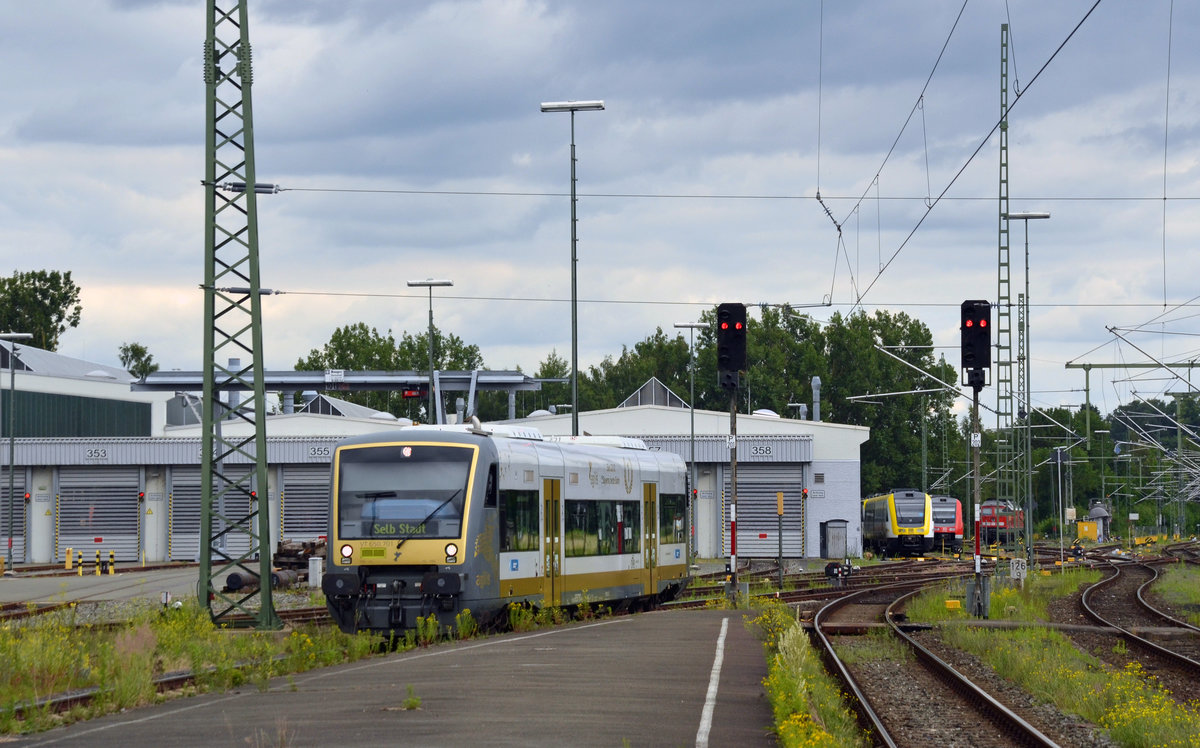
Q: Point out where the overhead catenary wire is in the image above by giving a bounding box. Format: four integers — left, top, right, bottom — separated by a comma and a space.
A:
270, 286, 1198, 312
826, 0, 970, 237
847, 0, 1104, 311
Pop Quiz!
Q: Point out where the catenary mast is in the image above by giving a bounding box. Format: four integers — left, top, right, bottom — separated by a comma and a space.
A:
200, 0, 278, 629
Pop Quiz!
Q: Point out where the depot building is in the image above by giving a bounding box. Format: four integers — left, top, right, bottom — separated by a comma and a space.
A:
0, 344, 867, 565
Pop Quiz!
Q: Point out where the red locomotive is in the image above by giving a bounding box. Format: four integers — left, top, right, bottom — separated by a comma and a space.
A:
979, 499, 1024, 544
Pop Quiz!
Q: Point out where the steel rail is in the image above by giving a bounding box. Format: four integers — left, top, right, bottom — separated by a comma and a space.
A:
1080, 560, 1200, 676
886, 587, 1060, 748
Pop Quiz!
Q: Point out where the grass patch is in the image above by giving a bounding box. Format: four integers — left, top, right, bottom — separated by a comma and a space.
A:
1154, 564, 1200, 626
904, 567, 1102, 624
747, 601, 867, 747
832, 626, 911, 665
0, 598, 379, 734
942, 625, 1200, 747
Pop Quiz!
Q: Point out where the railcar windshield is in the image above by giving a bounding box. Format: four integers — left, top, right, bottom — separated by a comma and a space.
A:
932, 503, 957, 524
893, 494, 927, 527
926, 504, 955, 525
336, 444, 472, 540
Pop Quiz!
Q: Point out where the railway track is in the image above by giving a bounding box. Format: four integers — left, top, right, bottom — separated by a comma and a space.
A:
1079, 558, 1200, 686
811, 573, 1106, 747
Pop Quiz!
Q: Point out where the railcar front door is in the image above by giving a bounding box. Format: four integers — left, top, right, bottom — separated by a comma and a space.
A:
543, 478, 562, 607
643, 483, 657, 595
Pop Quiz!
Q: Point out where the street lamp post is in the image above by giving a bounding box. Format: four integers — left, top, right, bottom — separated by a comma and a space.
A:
1054, 446, 1065, 568
406, 279, 453, 424
1095, 429, 1110, 540
675, 321, 707, 562
1005, 210, 1049, 562
1, 332, 32, 571
540, 99, 605, 437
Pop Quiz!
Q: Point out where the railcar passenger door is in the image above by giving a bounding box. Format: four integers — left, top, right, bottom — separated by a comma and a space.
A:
543, 478, 562, 607
643, 483, 657, 594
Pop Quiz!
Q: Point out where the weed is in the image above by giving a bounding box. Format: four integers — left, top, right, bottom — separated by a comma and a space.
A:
453, 608, 478, 640
415, 614, 440, 646
401, 684, 422, 710
754, 606, 868, 747
535, 605, 567, 627
507, 602, 535, 632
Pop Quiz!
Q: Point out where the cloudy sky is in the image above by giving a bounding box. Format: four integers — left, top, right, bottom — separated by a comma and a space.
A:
3, 0, 1199, 421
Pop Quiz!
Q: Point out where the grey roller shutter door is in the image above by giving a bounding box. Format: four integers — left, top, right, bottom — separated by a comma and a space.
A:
1, 468, 28, 562
281, 465, 330, 542
57, 466, 140, 561
169, 467, 202, 562
722, 464, 806, 558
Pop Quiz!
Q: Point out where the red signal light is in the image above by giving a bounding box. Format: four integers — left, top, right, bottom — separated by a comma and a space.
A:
979, 319, 987, 328
965, 319, 974, 328
720, 322, 729, 330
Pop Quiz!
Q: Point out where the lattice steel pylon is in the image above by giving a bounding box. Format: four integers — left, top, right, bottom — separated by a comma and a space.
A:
995, 24, 1016, 515
199, 0, 279, 629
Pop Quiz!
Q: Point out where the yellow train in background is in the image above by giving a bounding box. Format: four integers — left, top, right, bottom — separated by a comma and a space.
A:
861, 489, 934, 557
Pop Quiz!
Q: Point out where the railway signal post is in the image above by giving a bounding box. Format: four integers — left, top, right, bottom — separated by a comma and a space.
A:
717, 303, 747, 604
962, 300, 991, 618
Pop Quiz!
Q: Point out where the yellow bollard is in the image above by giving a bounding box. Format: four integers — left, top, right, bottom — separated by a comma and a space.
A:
78, 559, 83, 576
95, 549, 101, 576
0, 558, 5, 575
65, 547, 74, 571
108, 550, 115, 575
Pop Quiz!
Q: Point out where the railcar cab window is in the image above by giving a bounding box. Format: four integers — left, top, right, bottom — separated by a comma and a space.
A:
893, 495, 926, 527
932, 505, 957, 523
337, 444, 472, 540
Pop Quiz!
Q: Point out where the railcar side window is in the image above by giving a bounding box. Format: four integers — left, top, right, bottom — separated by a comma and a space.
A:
499, 489, 538, 552
658, 493, 686, 544
563, 499, 641, 556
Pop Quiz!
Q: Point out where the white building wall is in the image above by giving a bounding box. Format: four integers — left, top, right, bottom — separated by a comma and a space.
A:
805, 459, 864, 558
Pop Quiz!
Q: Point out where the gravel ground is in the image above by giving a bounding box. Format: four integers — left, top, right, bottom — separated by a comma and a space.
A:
17, 589, 322, 628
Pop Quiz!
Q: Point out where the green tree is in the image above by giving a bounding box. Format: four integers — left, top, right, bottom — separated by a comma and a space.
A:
824, 309, 954, 495
118, 342, 159, 379
528, 349, 570, 415
296, 321, 483, 420
0, 270, 82, 351
579, 327, 692, 411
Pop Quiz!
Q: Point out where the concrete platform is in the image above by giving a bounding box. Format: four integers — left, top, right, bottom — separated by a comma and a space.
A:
12, 608, 776, 748
1, 566, 215, 606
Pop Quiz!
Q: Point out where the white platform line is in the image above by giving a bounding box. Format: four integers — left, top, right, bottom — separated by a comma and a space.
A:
695, 616, 729, 748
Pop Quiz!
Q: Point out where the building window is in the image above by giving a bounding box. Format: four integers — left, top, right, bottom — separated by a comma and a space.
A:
814, 473, 825, 483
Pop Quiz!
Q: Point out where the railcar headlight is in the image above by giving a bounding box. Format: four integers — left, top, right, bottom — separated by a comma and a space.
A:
444, 543, 459, 558
340, 544, 353, 559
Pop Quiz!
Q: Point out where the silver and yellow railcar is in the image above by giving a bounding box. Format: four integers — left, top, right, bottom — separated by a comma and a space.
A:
861, 489, 934, 557
322, 424, 690, 635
